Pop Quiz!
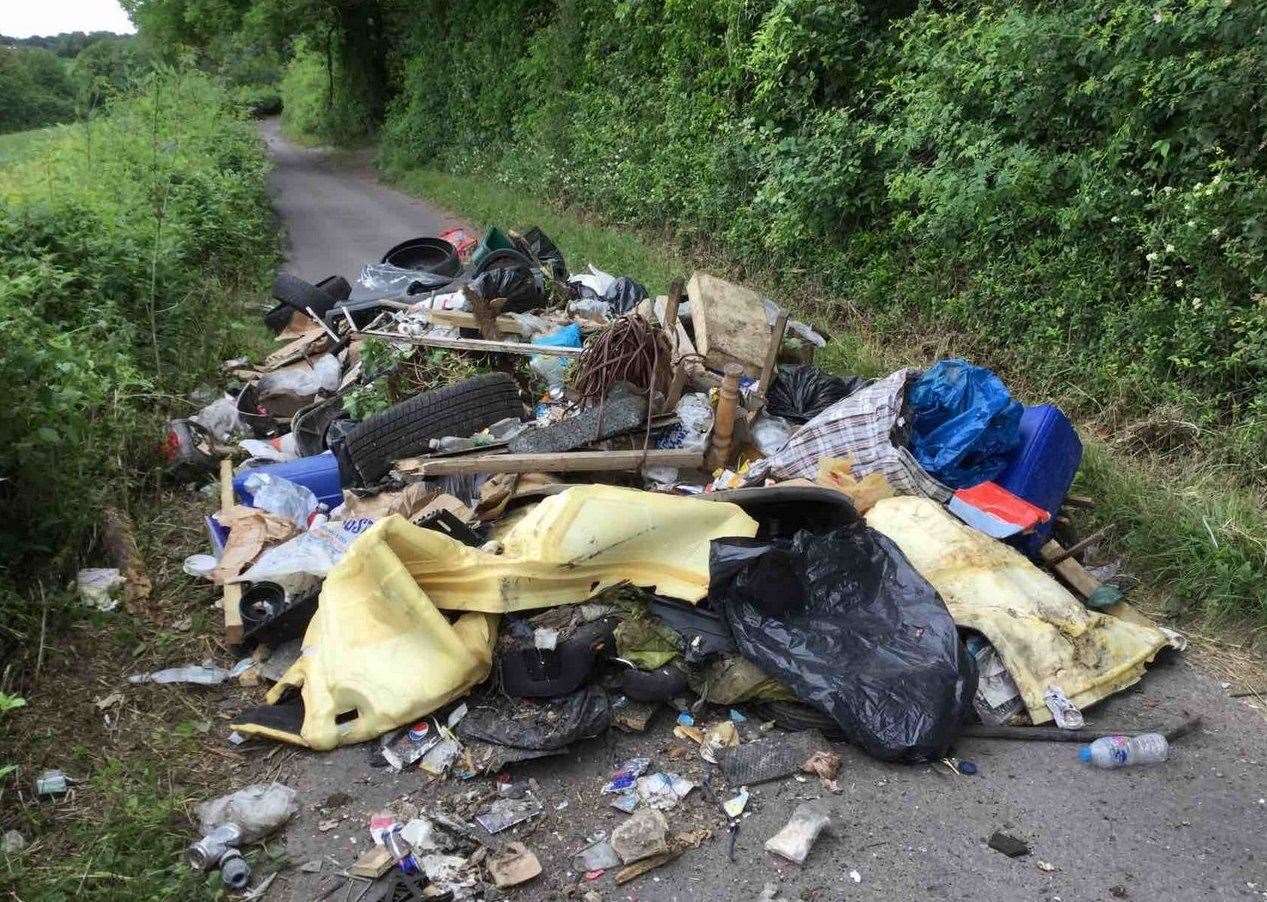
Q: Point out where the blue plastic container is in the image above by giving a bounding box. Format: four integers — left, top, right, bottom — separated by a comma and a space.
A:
232, 452, 344, 511
995, 405, 1082, 558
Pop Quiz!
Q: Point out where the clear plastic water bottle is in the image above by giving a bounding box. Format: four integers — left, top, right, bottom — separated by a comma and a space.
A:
1079, 733, 1169, 768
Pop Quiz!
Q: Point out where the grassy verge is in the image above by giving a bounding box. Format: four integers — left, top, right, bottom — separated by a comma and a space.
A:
0, 126, 65, 168
0, 491, 286, 900
385, 164, 1267, 642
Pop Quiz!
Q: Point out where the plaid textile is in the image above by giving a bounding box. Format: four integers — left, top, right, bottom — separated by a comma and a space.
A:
745, 368, 952, 502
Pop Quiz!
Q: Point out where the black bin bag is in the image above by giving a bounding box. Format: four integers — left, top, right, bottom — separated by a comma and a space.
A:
766, 365, 871, 424
711, 524, 976, 763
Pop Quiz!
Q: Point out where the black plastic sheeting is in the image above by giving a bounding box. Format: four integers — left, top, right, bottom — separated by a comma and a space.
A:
457, 684, 610, 751
604, 276, 649, 315
467, 264, 545, 313
765, 365, 871, 424
521, 226, 567, 283
711, 524, 976, 763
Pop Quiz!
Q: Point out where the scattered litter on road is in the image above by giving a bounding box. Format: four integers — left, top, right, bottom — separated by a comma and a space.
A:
765, 801, 832, 864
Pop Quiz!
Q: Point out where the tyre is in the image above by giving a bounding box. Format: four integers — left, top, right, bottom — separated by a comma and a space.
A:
314, 275, 352, 301
381, 237, 461, 276
341, 372, 524, 484
271, 272, 338, 316
263, 302, 296, 334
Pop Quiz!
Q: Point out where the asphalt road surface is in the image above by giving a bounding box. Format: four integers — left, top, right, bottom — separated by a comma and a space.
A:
258, 120, 1267, 902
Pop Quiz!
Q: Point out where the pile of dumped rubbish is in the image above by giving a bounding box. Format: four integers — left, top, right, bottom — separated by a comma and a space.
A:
135, 226, 1188, 896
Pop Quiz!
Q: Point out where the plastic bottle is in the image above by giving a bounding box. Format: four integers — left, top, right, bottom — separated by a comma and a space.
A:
219, 848, 251, 890
1079, 733, 1169, 768
242, 472, 320, 530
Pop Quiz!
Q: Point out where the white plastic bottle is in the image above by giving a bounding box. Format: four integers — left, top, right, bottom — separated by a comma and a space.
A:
1079, 733, 1169, 768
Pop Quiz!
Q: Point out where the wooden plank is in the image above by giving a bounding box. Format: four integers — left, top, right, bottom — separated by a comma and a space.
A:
358, 330, 584, 357
756, 310, 789, 399
687, 272, 772, 377
427, 308, 533, 336
401, 450, 703, 477
219, 459, 243, 646
1040, 539, 1100, 599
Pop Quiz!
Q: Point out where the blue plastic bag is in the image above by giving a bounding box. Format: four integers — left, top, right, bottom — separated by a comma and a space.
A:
530, 323, 583, 390
908, 359, 1022, 488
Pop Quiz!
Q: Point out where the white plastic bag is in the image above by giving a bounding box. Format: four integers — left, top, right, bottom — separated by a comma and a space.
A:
567, 264, 617, 299
751, 413, 794, 457
77, 568, 124, 612
191, 395, 242, 441
243, 472, 319, 530
240, 517, 376, 582
645, 393, 715, 486
197, 782, 299, 844
255, 354, 341, 404
239, 434, 299, 463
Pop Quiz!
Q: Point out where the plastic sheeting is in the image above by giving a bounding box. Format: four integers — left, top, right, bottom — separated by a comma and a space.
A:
352, 263, 453, 301
603, 276, 649, 315
467, 264, 545, 312
521, 226, 567, 282
865, 496, 1168, 725
457, 685, 610, 752
330, 485, 758, 615
765, 365, 870, 425
908, 359, 1022, 488
711, 523, 976, 762
230, 526, 497, 750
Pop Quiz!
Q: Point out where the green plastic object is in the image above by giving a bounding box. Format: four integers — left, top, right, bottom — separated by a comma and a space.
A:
471, 226, 514, 269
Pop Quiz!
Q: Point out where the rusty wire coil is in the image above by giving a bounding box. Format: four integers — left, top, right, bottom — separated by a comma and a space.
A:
571, 313, 672, 406
569, 314, 675, 453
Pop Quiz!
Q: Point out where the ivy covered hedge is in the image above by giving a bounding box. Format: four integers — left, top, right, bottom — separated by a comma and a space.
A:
380, 0, 1267, 472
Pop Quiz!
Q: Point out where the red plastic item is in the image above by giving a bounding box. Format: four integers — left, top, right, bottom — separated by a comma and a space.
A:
439, 227, 478, 263
949, 481, 1051, 538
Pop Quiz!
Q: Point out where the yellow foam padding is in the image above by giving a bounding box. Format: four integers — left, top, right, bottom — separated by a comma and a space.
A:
382, 484, 758, 614
233, 485, 756, 749
865, 496, 1168, 725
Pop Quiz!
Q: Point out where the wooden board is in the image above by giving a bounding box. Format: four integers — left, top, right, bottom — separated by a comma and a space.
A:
398, 450, 703, 477
219, 459, 243, 646
687, 272, 771, 377
1040, 539, 1165, 632
1039, 539, 1099, 599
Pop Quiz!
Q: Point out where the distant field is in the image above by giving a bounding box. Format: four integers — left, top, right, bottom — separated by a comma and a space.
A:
0, 126, 63, 167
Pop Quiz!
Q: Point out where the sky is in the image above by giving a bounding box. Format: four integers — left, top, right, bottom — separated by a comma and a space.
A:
1, 0, 135, 38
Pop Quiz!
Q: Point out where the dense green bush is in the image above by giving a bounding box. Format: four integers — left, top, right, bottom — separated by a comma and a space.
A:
279, 37, 372, 143
0, 69, 274, 620
380, 0, 1267, 474
0, 47, 78, 132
